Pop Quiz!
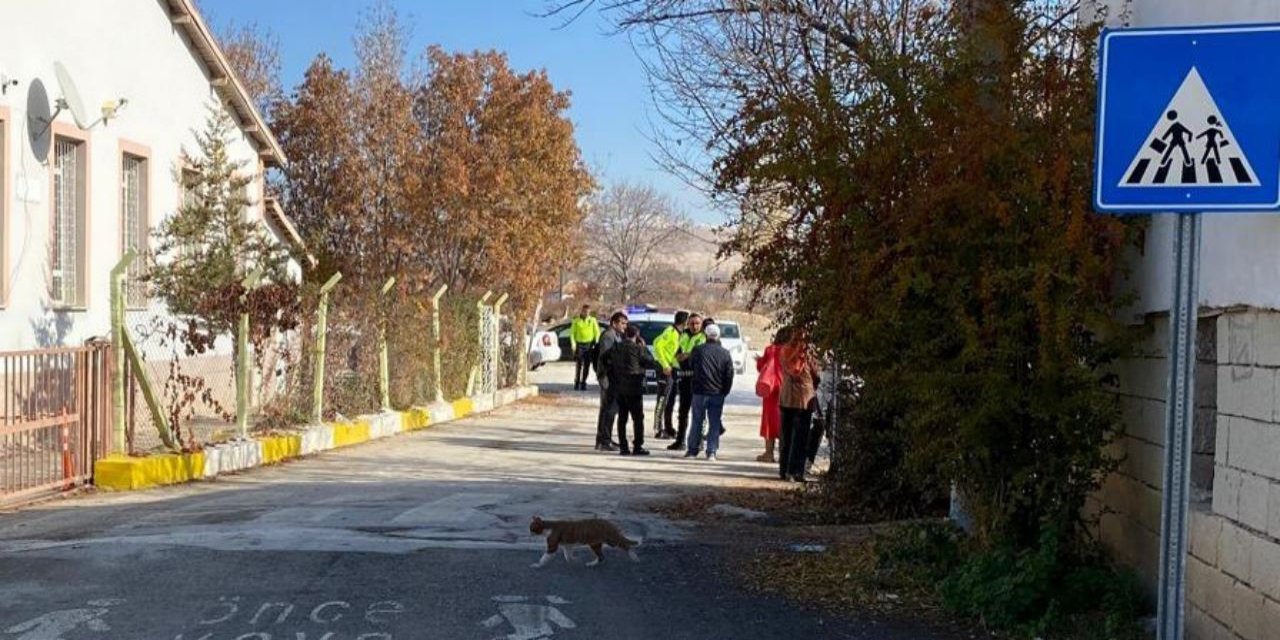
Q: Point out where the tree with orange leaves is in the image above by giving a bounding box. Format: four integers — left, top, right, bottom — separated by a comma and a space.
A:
409, 46, 593, 313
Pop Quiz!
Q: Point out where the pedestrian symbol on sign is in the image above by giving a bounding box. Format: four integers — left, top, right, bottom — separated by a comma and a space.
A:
1120, 67, 1258, 187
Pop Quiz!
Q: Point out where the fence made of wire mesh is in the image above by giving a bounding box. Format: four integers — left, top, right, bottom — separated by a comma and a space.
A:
125, 307, 234, 452
285, 288, 485, 423
119, 284, 513, 453
124, 306, 299, 453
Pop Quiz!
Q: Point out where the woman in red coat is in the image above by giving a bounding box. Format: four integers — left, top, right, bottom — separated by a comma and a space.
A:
754, 327, 790, 463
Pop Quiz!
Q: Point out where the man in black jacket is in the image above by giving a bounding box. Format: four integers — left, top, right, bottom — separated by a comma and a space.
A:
685, 323, 735, 461
602, 325, 660, 456
593, 312, 628, 451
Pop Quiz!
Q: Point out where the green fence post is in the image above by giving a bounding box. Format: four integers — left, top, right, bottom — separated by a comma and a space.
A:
492, 293, 508, 390
378, 276, 397, 412
312, 272, 343, 425
469, 291, 492, 396
109, 250, 136, 455
236, 268, 264, 439
430, 285, 448, 404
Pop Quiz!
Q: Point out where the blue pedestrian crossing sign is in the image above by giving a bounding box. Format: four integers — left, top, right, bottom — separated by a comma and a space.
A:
1095, 24, 1280, 213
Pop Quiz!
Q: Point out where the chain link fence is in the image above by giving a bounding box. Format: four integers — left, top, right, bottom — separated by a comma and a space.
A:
120, 280, 519, 454
123, 305, 301, 453
500, 314, 527, 390
297, 288, 489, 419
124, 307, 237, 453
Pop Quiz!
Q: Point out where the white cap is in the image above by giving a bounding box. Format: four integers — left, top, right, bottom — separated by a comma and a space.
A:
704, 324, 721, 340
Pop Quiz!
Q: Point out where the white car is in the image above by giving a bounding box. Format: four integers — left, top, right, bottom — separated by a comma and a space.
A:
527, 329, 561, 370
715, 321, 749, 374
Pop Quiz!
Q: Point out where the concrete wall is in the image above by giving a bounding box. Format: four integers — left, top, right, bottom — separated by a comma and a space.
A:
1099, 310, 1280, 639
0, 0, 282, 351
1186, 310, 1280, 640
1096, 314, 1217, 593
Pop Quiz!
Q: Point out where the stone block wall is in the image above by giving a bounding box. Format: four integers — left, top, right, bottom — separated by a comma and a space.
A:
1096, 313, 1217, 594
1100, 309, 1280, 639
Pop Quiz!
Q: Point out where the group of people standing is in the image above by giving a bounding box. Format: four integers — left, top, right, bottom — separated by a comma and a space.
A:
582, 308, 735, 460
755, 327, 823, 483
569, 305, 824, 482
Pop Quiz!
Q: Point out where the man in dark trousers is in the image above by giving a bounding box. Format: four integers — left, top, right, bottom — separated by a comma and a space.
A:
570, 305, 601, 391
685, 323, 735, 461
652, 311, 686, 439
593, 312, 628, 451
603, 325, 659, 456
668, 313, 705, 451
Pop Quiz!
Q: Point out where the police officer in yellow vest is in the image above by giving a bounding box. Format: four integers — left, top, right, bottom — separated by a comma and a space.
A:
666, 313, 706, 450
570, 305, 602, 391
652, 311, 686, 439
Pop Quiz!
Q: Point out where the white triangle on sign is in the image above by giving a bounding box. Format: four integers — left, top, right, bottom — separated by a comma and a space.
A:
1118, 67, 1258, 188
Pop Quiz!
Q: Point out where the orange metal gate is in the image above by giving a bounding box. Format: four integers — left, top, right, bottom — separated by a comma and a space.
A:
0, 342, 112, 506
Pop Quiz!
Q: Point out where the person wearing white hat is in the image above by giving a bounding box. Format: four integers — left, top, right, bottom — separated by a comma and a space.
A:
685, 323, 735, 461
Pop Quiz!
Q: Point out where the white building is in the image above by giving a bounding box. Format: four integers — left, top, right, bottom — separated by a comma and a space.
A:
0, 0, 303, 352
1091, 2, 1280, 638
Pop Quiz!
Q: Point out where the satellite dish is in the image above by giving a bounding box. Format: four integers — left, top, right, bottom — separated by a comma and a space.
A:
53, 61, 92, 129
25, 78, 52, 159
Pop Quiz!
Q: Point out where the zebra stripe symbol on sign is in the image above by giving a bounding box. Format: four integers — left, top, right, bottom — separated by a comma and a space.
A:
1120, 67, 1258, 187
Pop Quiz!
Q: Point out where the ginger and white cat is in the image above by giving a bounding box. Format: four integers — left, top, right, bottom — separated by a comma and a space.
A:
529, 516, 640, 568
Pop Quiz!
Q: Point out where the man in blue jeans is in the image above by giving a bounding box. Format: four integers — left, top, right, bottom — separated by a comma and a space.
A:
685, 323, 735, 461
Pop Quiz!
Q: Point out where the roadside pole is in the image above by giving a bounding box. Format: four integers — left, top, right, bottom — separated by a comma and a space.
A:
312, 272, 343, 425
469, 291, 492, 396
378, 277, 397, 412
492, 293, 508, 391
109, 250, 136, 455
1157, 212, 1201, 640
236, 267, 264, 439
431, 284, 448, 404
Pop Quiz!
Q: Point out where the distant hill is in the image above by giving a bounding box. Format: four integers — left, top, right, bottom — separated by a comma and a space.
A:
654, 224, 742, 284
548, 223, 764, 321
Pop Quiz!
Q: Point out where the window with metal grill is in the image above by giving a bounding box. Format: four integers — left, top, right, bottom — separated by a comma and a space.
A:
121, 154, 148, 307
51, 138, 86, 307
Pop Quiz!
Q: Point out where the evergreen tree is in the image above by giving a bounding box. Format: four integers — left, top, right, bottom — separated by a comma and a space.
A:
148, 105, 290, 336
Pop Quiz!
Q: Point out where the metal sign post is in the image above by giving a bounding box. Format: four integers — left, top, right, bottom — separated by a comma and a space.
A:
1095, 23, 1280, 639
1157, 212, 1200, 640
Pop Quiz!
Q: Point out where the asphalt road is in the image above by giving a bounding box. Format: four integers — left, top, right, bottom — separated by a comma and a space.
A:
0, 363, 958, 640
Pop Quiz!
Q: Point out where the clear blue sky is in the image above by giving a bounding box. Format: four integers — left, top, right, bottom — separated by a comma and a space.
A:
202, 0, 716, 223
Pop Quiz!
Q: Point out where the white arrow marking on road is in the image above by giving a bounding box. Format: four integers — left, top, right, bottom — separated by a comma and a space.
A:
3, 600, 122, 640
481, 596, 576, 640
389, 493, 508, 528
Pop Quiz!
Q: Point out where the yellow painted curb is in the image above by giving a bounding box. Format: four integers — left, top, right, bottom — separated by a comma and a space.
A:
260, 435, 302, 464
332, 420, 371, 448
94, 452, 205, 491
451, 398, 474, 418
401, 408, 431, 431
92, 391, 535, 492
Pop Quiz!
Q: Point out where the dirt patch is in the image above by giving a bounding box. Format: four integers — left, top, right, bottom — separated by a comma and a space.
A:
648, 486, 989, 638
650, 485, 808, 522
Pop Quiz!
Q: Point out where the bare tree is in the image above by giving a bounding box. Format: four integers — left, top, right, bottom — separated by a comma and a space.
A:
218, 20, 285, 117
583, 182, 688, 303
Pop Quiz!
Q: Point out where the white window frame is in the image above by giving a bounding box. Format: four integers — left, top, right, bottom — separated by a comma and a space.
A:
120, 141, 151, 309
49, 123, 90, 310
